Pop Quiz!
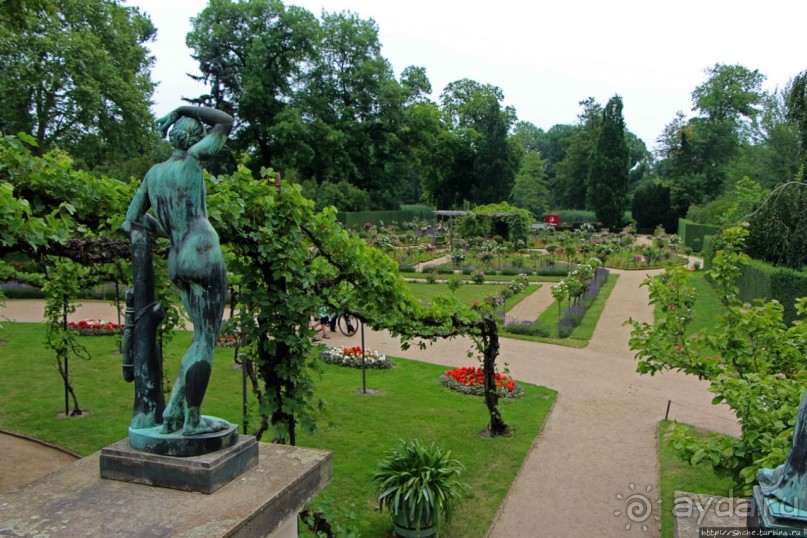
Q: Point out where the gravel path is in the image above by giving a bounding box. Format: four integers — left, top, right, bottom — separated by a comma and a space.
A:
0, 270, 739, 538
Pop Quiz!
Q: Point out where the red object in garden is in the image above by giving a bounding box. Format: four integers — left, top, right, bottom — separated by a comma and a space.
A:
443, 366, 517, 392
545, 214, 560, 226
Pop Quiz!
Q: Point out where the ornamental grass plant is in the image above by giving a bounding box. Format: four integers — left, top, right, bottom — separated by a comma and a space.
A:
373, 439, 469, 537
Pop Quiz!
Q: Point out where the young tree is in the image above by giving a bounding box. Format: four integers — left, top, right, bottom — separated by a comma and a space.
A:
630, 226, 807, 491
587, 95, 629, 230
0, 0, 156, 168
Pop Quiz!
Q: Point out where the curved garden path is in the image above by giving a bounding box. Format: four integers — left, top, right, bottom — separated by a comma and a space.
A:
0, 268, 738, 538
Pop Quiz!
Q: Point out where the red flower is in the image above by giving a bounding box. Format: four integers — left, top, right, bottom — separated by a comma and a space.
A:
443, 366, 518, 394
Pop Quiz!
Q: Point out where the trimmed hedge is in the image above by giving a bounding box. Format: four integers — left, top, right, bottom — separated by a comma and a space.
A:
678, 219, 720, 253
736, 259, 807, 326
337, 207, 435, 229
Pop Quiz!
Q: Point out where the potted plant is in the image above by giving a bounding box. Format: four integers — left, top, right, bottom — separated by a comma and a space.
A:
372, 439, 468, 537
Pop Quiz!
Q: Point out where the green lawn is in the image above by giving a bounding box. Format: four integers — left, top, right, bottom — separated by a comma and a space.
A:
406, 281, 539, 312
658, 421, 738, 538
688, 272, 722, 333
0, 322, 555, 537
401, 271, 565, 284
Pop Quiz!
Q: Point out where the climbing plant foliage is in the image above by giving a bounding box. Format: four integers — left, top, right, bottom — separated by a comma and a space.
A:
2, 133, 513, 441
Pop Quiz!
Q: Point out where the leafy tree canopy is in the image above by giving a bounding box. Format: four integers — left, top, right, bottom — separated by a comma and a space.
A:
0, 0, 156, 169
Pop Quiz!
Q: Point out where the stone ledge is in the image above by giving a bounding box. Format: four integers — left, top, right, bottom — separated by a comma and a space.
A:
673, 491, 752, 538
0, 442, 331, 537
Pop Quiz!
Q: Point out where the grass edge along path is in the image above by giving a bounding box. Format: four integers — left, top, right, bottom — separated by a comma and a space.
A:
0, 323, 556, 537
505, 273, 619, 348
658, 420, 738, 538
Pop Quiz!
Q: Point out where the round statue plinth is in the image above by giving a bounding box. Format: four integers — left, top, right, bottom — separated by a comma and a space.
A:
129, 418, 238, 457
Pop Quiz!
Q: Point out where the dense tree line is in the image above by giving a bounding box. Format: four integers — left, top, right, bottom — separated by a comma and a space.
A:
648, 64, 802, 229
2, 0, 803, 229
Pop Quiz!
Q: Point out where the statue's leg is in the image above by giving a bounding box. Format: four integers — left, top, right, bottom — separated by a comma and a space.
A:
181, 276, 227, 436
160, 286, 192, 434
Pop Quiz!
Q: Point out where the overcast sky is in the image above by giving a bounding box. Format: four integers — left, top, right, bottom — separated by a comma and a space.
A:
127, 0, 806, 151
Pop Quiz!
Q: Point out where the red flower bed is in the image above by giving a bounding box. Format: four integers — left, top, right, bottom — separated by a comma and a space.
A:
440, 366, 523, 398
67, 319, 123, 336
217, 334, 239, 347
341, 346, 363, 358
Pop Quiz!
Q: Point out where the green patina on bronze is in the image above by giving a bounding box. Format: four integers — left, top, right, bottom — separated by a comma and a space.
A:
754, 388, 807, 529
121, 106, 235, 456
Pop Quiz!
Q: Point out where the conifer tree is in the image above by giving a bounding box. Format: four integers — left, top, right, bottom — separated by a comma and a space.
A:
587, 95, 629, 230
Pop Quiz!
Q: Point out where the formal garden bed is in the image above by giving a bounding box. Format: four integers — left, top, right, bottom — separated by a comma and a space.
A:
367, 220, 692, 278
439, 366, 523, 398
320, 345, 392, 369
66, 319, 122, 336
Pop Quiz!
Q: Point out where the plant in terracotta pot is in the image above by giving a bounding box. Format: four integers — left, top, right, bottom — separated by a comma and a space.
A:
372, 439, 468, 537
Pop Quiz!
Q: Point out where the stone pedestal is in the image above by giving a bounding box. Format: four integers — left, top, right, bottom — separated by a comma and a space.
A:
673, 491, 753, 538
100, 435, 258, 494
0, 442, 331, 538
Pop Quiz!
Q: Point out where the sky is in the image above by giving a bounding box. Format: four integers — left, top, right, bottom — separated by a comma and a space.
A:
127, 0, 806, 151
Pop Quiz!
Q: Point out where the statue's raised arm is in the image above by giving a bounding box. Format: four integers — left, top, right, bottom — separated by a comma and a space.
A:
154, 106, 233, 161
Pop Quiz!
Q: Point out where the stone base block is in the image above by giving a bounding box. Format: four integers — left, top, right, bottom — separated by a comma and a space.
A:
0, 442, 331, 538
100, 435, 258, 494
749, 486, 807, 536
673, 491, 753, 538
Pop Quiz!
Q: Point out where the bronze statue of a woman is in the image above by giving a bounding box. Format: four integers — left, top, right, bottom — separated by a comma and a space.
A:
122, 106, 232, 438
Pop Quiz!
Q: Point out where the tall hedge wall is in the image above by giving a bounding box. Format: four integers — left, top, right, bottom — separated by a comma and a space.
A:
678, 219, 720, 252
337, 207, 435, 228
736, 259, 807, 326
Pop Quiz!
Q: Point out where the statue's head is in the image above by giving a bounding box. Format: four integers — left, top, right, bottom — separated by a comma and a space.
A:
169, 117, 205, 150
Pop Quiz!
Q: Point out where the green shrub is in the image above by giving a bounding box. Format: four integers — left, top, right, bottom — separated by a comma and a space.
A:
0, 283, 45, 299
678, 218, 720, 253
471, 271, 485, 284
504, 319, 550, 337
535, 266, 569, 277
338, 208, 435, 229
461, 265, 478, 275
500, 267, 523, 276
737, 259, 807, 325
435, 265, 454, 275
547, 209, 597, 226
398, 264, 417, 273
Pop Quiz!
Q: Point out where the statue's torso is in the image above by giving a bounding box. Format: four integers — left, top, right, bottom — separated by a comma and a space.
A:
146, 153, 223, 283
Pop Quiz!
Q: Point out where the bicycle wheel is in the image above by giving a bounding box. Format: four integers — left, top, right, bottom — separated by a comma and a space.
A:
337, 314, 359, 337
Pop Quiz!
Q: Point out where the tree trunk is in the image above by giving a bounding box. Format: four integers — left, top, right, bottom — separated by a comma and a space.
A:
56, 355, 83, 416
481, 316, 509, 436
